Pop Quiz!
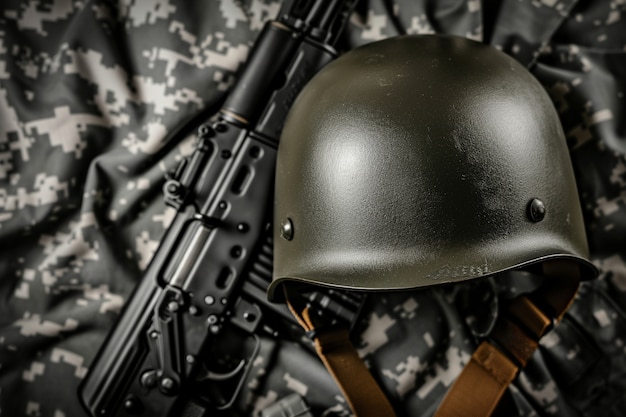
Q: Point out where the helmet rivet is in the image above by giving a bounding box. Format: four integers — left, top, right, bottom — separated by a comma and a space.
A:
527, 198, 546, 222
280, 218, 294, 241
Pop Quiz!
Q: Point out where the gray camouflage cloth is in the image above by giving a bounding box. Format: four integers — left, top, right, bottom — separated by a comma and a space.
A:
1, 0, 625, 416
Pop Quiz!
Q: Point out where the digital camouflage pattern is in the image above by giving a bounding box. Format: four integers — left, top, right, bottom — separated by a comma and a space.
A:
0, 0, 624, 416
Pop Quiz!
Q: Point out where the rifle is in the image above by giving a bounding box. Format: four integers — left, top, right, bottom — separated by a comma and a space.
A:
79, 1, 361, 416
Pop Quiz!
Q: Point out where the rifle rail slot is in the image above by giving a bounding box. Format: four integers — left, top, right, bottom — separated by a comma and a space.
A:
231, 166, 252, 195
216, 267, 235, 289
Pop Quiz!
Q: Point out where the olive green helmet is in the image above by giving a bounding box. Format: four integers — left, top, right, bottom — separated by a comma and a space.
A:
267, 35, 596, 301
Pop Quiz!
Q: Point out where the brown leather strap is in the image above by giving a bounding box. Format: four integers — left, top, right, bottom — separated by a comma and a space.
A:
285, 289, 397, 417
434, 260, 581, 417
434, 341, 519, 417
282, 260, 579, 417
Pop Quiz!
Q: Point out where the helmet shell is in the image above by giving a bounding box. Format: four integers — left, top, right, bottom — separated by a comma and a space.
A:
268, 35, 596, 301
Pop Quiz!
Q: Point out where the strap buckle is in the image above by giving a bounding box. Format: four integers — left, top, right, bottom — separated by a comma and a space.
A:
305, 326, 333, 340
489, 295, 553, 368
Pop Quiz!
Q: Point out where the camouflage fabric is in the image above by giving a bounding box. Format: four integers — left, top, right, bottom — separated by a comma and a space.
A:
0, 0, 624, 416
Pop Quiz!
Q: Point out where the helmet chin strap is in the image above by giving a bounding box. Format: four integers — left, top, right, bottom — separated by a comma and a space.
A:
283, 259, 581, 417
284, 285, 398, 417
434, 259, 581, 417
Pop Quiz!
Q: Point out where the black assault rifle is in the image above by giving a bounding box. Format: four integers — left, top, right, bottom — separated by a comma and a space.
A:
79, 1, 362, 416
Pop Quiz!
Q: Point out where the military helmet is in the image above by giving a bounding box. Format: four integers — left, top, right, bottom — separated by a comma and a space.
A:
267, 35, 596, 301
